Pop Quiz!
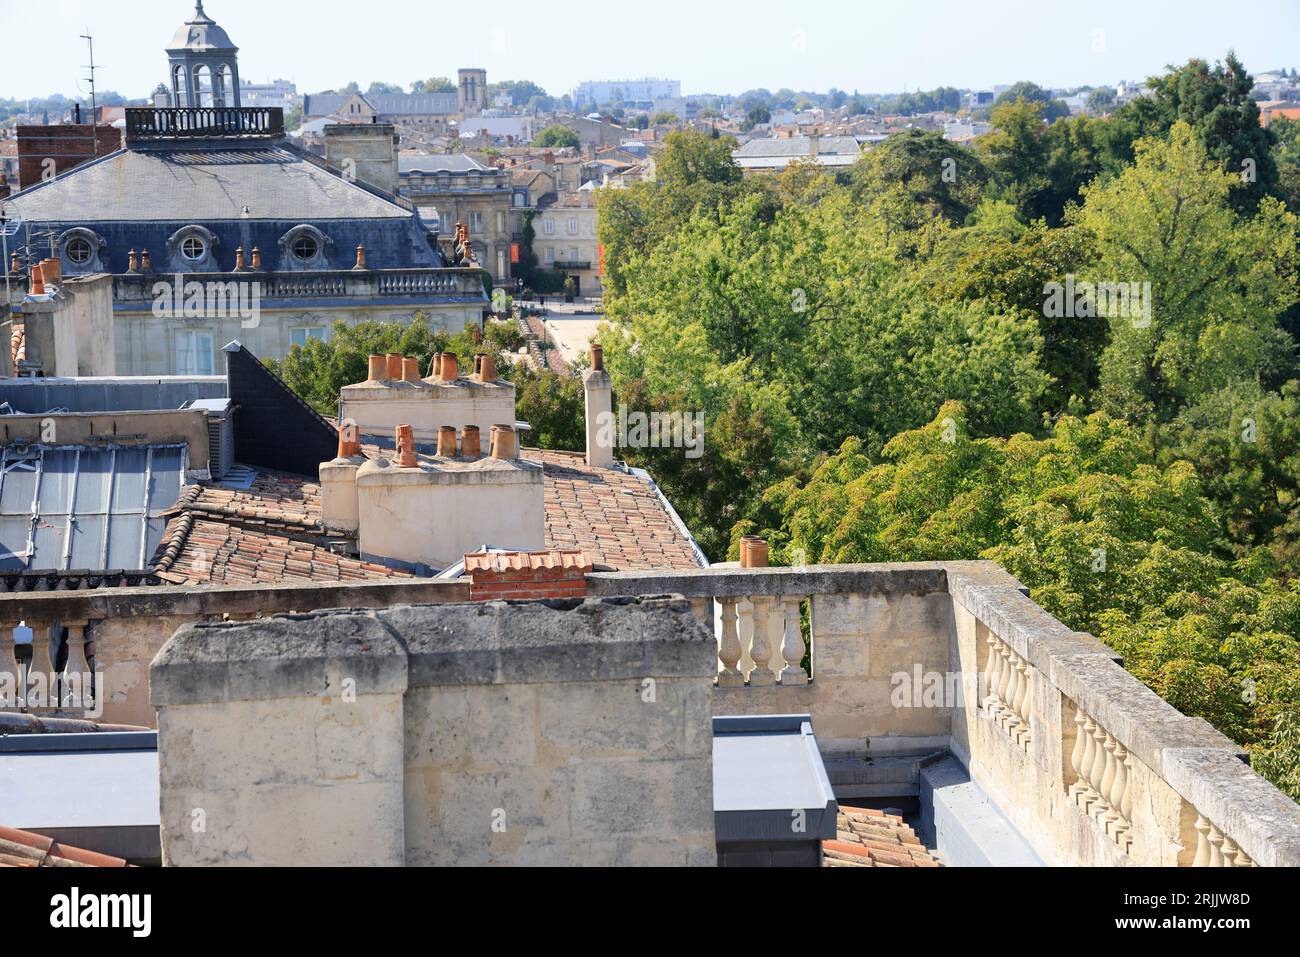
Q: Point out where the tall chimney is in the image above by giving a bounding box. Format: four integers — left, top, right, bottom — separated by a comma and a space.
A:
583, 344, 614, 468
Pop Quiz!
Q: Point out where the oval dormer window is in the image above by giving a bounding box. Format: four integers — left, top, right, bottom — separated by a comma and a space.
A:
180, 236, 207, 262
291, 234, 319, 262
65, 237, 93, 264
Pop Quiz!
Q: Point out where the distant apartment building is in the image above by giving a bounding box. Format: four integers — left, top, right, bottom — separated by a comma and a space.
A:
398, 153, 518, 283
573, 78, 681, 110
533, 191, 600, 296
239, 78, 299, 111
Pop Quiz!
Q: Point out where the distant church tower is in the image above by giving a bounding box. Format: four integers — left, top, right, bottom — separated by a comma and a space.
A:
458, 68, 488, 115
166, 2, 241, 108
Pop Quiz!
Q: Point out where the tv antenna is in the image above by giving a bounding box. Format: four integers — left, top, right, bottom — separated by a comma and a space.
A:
80, 30, 99, 122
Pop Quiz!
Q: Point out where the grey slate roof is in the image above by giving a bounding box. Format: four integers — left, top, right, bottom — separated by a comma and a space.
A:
398, 153, 491, 174
733, 135, 861, 158
304, 92, 459, 118
6, 146, 412, 222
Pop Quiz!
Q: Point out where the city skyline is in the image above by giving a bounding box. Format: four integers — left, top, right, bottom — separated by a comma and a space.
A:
2, 0, 1297, 104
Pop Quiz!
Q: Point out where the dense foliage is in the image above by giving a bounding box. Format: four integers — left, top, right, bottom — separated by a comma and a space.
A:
591, 56, 1300, 798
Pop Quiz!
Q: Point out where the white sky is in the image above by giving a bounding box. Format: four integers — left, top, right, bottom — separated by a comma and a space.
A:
1, 0, 1297, 101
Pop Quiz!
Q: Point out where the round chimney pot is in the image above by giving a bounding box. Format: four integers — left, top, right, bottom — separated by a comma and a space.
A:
386, 353, 403, 380
461, 425, 481, 458
30, 264, 45, 296
432, 352, 443, 379
401, 356, 420, 382
437, 425, 458, 457
740, 535, 769, 568
395, 424, 418, 468
589, 343, 604, 371
479, 352, 496, 383
490, 424, 517, 460
441, 352, 459, 382
367, 354, 387, 381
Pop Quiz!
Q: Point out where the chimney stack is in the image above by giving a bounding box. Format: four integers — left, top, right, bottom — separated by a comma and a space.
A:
583, 343, 614, 468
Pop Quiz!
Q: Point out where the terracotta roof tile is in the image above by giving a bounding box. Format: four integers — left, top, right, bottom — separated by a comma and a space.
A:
821, 806, 942, 868
0, 825, 128, 868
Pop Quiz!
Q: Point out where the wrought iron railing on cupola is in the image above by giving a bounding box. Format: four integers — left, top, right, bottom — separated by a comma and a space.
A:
124, 107, 284, 142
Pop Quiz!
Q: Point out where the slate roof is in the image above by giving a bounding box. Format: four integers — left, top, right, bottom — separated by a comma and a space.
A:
734, 135, 861, 157
6, 146, 412, 222
399, 153, 492, 174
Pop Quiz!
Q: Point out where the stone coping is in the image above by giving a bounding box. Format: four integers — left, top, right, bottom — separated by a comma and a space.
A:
0, 577, 469, 621
150, 595, 717, 706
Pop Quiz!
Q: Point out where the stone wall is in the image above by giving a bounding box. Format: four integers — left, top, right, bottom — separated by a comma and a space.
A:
0, 578, 469, 728
149, 596, 718, 866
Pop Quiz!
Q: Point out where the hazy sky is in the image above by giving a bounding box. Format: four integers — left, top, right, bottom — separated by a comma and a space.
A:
2, 0, 1297, 101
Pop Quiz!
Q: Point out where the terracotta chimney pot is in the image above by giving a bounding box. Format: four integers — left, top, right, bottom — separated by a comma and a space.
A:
29, 264, 44, 296
740, 535, 769, 568
367, 354, 387, 381
234, 246, 246, 270
437, 425, 458, 457
41, 258, 61, 285
589, 343, 604, 371
461, 425, 481, 458
402, 356, 420, 382
355, 244, 367, 269
395, 424, 418, 468
479, 352, 496, 383
336, 423, 360, 458
386, 353, 403, 380
251, 247, 262, 270
141, 249, 152, 271
432, 352, 443, 379
441, 352, 459, 382
490, 424, 517, 460
127, 249, 139, 273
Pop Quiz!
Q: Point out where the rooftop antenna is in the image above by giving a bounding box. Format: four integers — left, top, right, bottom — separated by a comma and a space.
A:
79, 30, 99, 126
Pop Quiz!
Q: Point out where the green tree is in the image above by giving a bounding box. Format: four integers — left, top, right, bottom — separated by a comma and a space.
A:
409, 77, 456, 94
533, 124, 580, 149
1074, 122, 1299, 423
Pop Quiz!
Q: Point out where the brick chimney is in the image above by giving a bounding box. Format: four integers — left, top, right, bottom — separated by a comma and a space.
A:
583, 343, 614, 468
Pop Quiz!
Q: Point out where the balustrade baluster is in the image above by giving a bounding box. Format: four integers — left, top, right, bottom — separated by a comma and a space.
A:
1068, 711, 1089, 800
778, 597, 808, 685
1000, 646, 1020, 731
982, 633, 1001, 714
1208, 825, 1225, 867
747, 597, 775, 686
1087, 721, 1110, 815
1192, 813, 1212, 867
716, 597, 743, 687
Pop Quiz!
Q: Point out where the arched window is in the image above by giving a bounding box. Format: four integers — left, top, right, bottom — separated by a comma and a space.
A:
173, 65, 189, 107
192, 65, 212, 108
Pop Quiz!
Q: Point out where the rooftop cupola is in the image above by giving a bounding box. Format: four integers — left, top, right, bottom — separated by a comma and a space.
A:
166, 2, 241, 108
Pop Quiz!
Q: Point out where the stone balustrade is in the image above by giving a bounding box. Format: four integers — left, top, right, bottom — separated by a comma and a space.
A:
588, 561, 1300, 866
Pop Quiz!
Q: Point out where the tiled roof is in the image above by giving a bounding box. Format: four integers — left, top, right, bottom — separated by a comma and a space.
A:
464, 549, 592, 578
0, 825, 128, 867
821, 806, 942, 867
150, 449, 704, 586
523, 449, 704, 571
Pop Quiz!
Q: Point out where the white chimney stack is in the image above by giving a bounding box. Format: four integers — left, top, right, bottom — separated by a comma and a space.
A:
584, 344, 614, 469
